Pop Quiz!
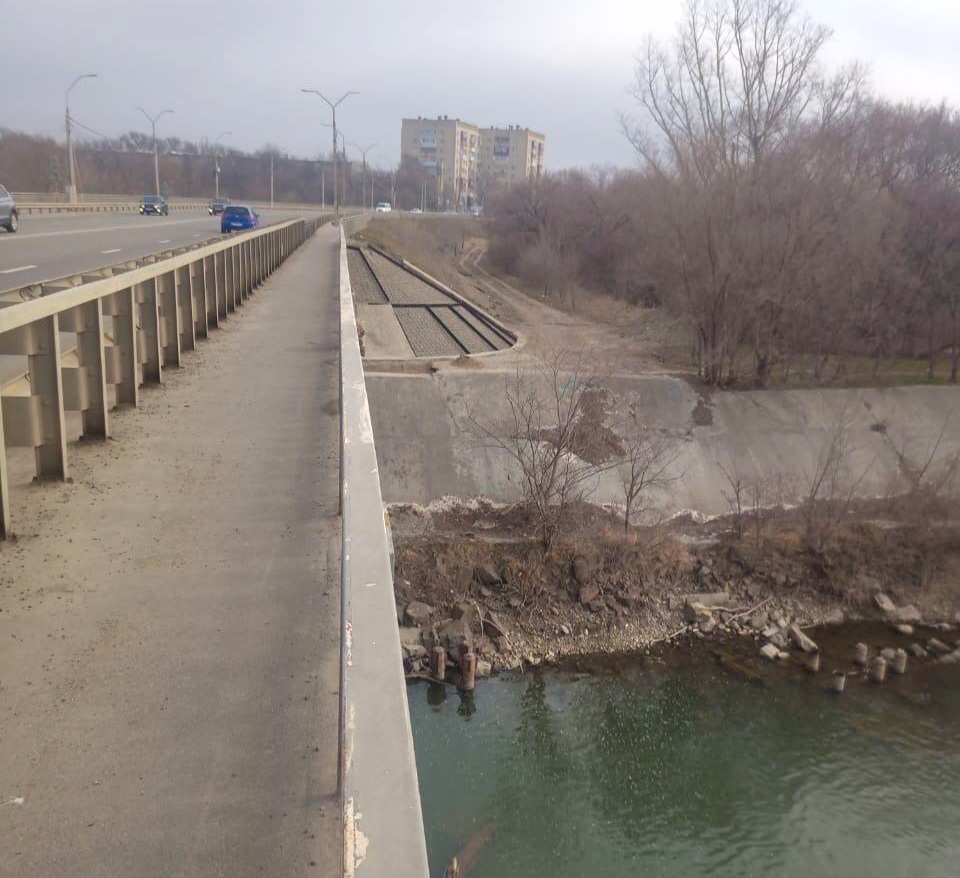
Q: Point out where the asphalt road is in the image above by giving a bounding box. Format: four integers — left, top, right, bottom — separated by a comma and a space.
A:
0, 208, 314, 293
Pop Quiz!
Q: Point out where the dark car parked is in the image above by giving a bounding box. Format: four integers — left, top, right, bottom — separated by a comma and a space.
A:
209, 197, 230, 215
0, 184, 18, 233
139, 195, 169, 216
220, 205, 259, 233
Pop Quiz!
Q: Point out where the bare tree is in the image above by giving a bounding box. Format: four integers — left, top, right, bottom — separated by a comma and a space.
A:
618, 428, 681, 534
471, 353, 621, 551
887, 414, 960, 515
803, 412, 872, 550
717, 459, 747, 539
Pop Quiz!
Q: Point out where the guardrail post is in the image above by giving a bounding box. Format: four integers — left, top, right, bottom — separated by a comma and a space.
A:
225, 249, 237, 313
253, 237, 260, 288
191, 259, 208, 339
238, 242, 248, 301
108, 288, 139, 406
74, 301, 109, 438
158, 269, 181, 368
206, 254, 221, 328
31, 315, 69, 480
178, 265, 196, 352
240, 243, 249, 301
136, 279, 163, 383
0, 406, 9, 538
219, 250, 229, 313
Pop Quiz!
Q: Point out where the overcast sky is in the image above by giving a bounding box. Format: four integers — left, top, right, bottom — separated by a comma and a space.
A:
2, 0, 958, 170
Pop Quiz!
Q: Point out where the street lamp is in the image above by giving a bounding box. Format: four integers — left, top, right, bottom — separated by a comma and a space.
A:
270, 150, 287, 209
136, 106, 174, 197
376, 155, 397, 211
301, 88, 358, 220
349, 141, 377, 211
65, 73, 97, 203
214, 131, 232, 199
323, 123, 349, 207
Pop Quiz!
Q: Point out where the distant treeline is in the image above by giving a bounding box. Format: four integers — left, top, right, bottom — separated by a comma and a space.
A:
0, 128, 396, 206
486, 0, 960, 386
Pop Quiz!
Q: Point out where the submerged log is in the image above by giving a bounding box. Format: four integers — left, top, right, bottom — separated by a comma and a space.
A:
443, 821, 496, 877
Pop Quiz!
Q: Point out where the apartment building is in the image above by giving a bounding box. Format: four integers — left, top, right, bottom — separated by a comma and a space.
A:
401, 116, 547, 208
479, 126, 546, 187
400, 116, 481, 209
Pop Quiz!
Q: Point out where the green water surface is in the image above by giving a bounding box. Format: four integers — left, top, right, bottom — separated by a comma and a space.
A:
409, 649, 960, 878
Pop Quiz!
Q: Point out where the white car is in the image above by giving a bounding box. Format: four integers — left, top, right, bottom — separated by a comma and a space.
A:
409, 208, 423, 214
375, 202, 392, 213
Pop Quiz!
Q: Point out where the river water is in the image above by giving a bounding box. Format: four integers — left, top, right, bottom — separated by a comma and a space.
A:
409, 641, 960, 878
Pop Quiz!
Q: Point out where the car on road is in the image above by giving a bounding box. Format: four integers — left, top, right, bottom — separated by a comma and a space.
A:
409, 207, 423, 214
375, 202, 392, 213
209, 197, 230, 215
139, 195, 169, 216
220, 205, 259, 233
0, 184, 18, 233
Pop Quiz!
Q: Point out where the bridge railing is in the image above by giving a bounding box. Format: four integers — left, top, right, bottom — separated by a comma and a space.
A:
337, 217, 430, 878
0, 216, 329, 537
12, 193, 348, 215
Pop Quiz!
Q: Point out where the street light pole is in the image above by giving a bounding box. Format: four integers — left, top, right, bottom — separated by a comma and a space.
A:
65, 73, 97, 203
214, 131, 232, 199
137, 107, 174, 197
349, 141, 376, 213
300, 88, 358, 221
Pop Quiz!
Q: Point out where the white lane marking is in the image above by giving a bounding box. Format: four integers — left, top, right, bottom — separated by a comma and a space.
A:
158, 239, 171, 244
2, 217, 214, 241
101, 248, 122, 254
0, 264, 38, 274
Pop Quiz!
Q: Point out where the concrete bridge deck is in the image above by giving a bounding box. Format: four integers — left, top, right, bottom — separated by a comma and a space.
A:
0, 228, 342, 876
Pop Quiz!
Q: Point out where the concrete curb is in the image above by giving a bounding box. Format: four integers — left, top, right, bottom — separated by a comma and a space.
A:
338, 219, 430, 878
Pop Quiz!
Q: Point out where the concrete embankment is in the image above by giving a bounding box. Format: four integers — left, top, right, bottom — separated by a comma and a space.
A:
366, 370, 960, 515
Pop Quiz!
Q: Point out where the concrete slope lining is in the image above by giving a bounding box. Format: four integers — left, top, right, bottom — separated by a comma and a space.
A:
454, 305, 513, 350
365, 251, 456, 306
431, 306, 495, 353
395, 307, 466, 357
347, 249, 388, 304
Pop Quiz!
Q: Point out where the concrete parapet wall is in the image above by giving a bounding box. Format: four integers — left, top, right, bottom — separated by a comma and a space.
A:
337, 223, 429, 877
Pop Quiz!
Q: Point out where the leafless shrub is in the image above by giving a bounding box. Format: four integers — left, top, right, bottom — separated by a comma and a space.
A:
717, 459, 747, 539
803, 412, 872, 551
618, 428, 682, 534
887, 414, 960, 520
470, 352, 620, 551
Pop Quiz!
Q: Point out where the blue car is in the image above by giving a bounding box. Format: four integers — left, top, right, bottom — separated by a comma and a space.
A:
220, 204, 259, 233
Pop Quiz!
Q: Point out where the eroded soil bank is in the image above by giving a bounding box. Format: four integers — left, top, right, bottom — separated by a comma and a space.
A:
391, 500, 960, 682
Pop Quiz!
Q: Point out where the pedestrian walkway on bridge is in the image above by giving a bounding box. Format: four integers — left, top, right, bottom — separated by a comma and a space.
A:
0, 227, 342, 876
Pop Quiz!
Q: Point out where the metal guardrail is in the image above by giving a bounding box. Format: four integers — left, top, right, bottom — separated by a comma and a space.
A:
0, 216, 328, 537
12, 193, 350, 215
337, 218, 430, 878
